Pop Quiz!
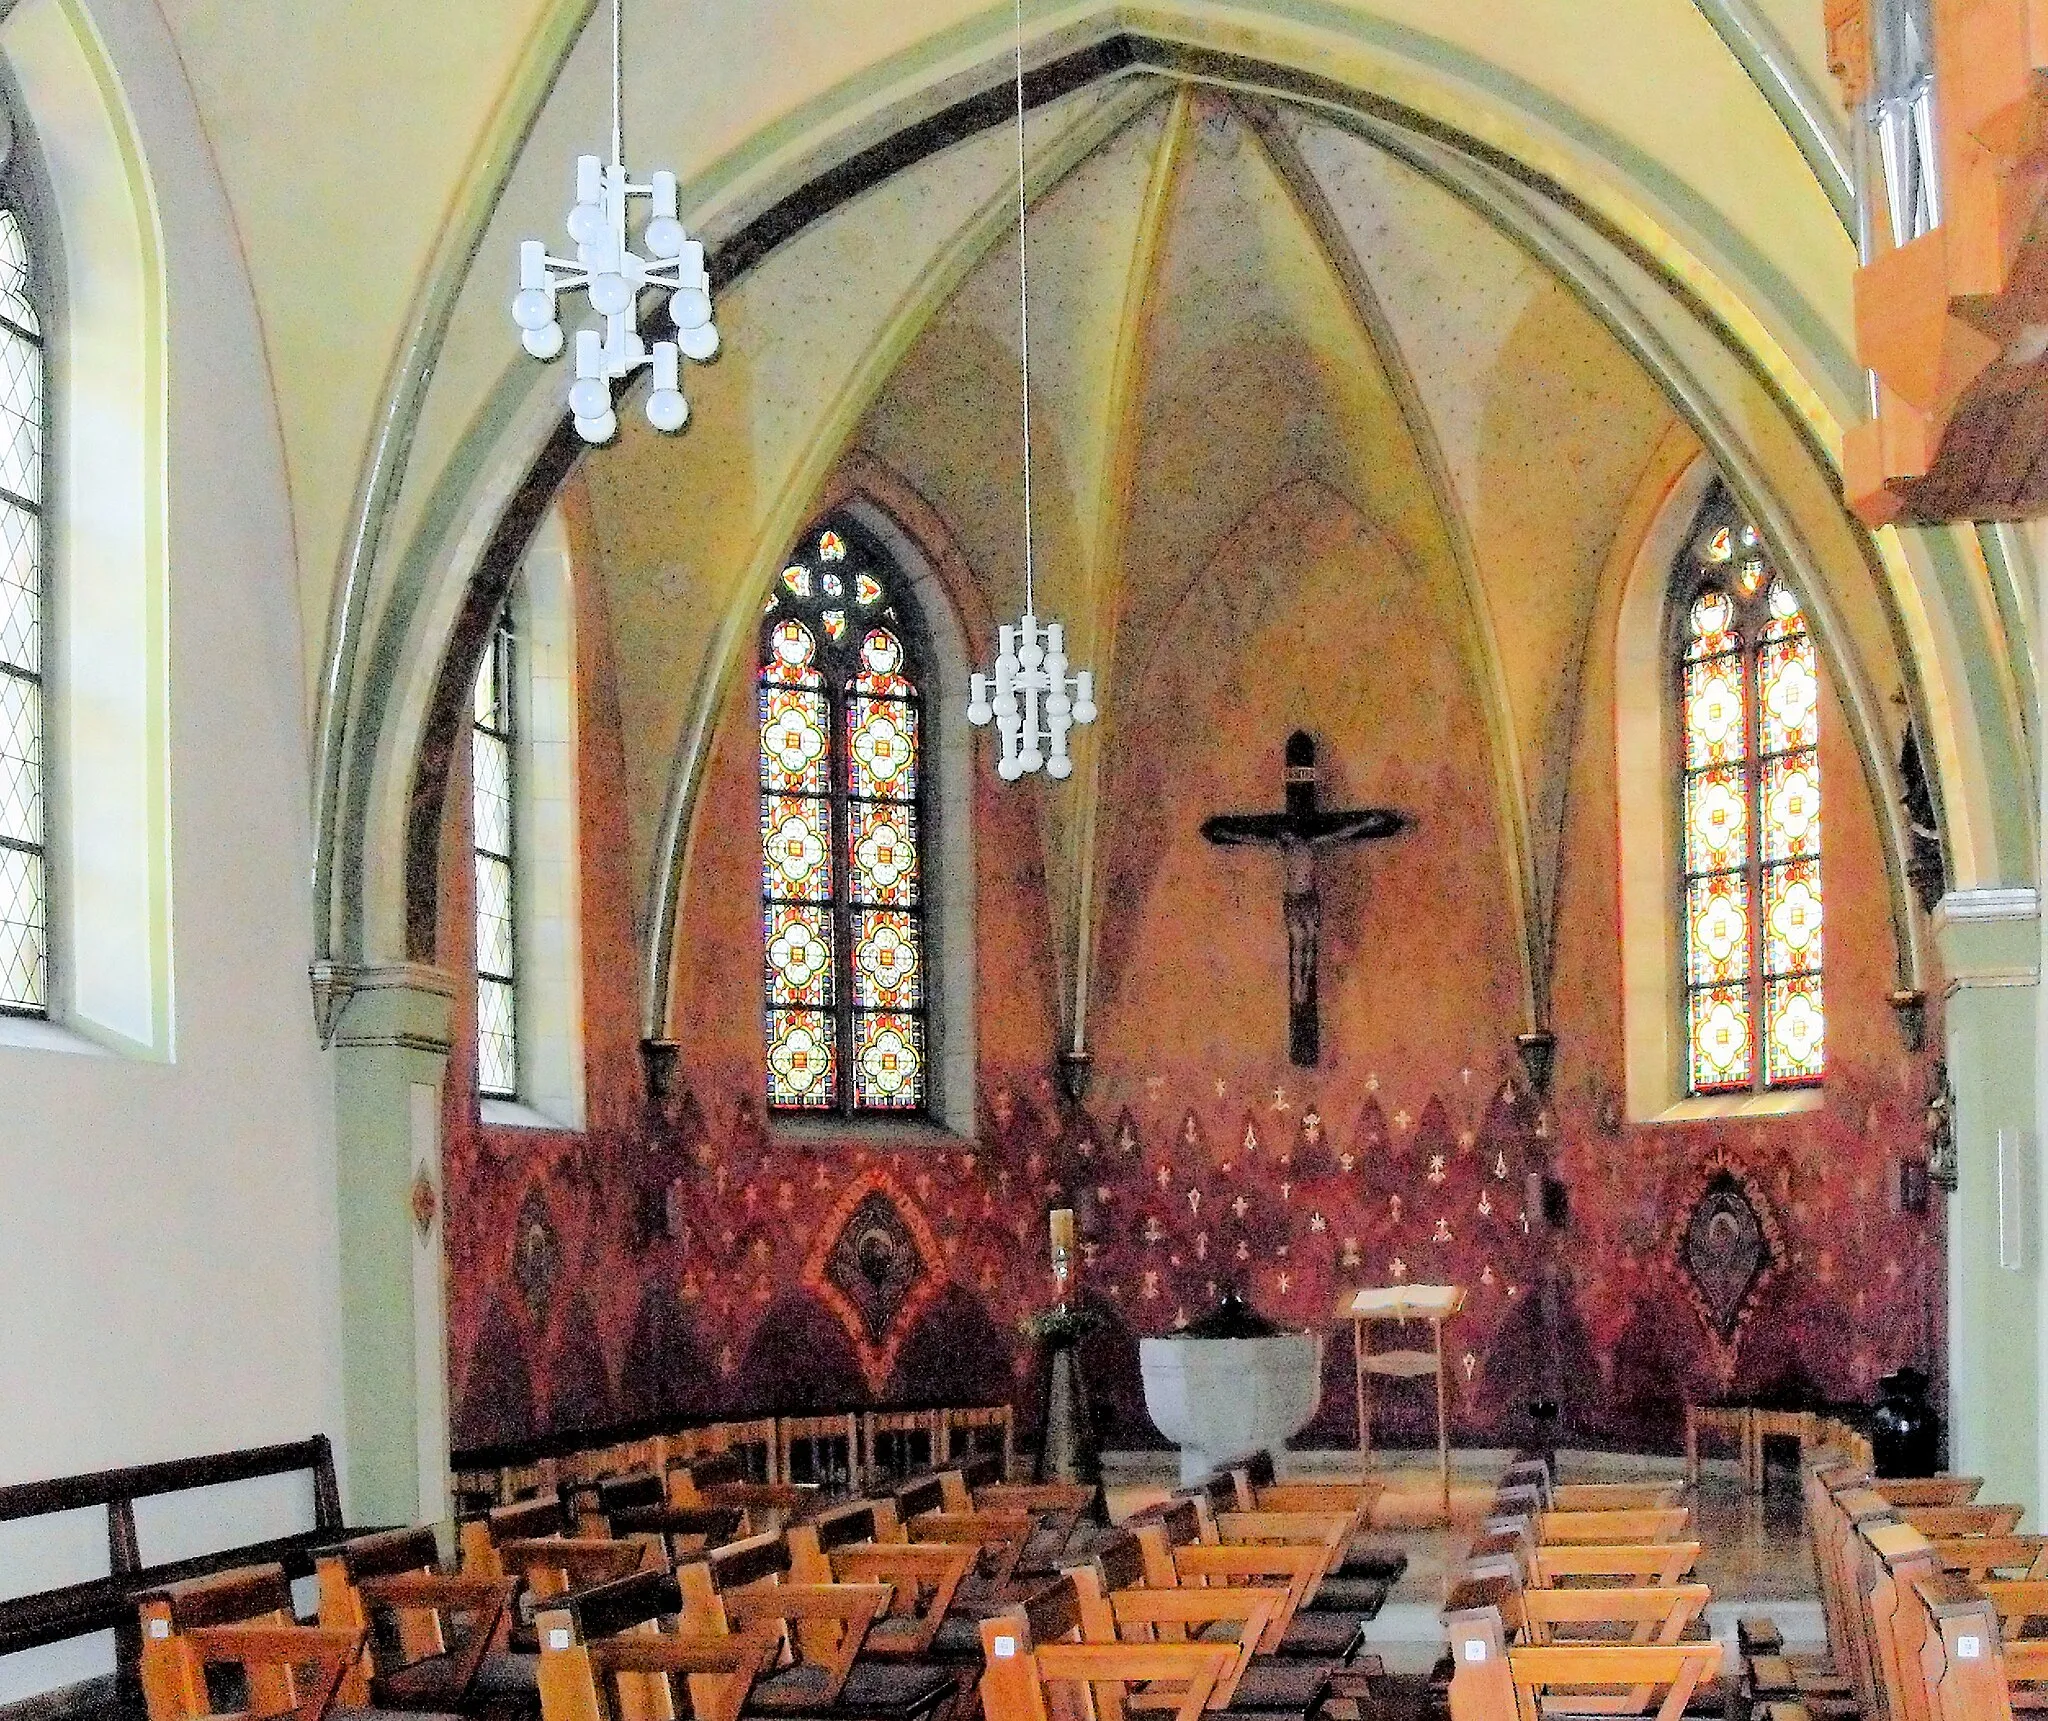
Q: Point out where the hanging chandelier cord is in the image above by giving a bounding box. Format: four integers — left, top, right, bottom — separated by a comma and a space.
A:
610, 0, 624, 170
1013, 0, 1034, 616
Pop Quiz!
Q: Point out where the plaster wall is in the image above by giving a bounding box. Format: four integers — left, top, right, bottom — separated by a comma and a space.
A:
0, 0, 340, 1699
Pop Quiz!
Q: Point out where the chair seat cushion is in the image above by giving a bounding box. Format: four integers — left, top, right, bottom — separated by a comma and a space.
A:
1307, 1578, 1387, 1618
750, 1659, 958, 1721
1338, 1548, 1407, 1585
1229, 1658, 1331, 1713
1273, 1613, 1367, 1663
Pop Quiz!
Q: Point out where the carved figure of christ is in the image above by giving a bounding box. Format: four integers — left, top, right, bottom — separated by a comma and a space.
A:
1201, 731, 1411, 1068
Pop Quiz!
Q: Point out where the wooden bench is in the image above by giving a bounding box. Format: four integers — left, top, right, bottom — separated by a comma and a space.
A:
0, 1436, 374, 1695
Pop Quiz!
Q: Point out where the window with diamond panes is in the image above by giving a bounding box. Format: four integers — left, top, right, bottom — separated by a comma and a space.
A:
473, 613, 518, 1098
1677, 493, 1824, 1095
759, 518, 928, 1114
0, 209, 44, 1015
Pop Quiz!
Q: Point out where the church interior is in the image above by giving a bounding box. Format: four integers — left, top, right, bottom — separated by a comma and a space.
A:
5, 0, 2048, 1717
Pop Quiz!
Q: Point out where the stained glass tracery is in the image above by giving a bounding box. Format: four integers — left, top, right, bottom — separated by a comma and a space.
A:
1677, 496, 1823, 1094
760, 518, 928, 1113
473, 613, 518, 1098
0, 207, 45, 1015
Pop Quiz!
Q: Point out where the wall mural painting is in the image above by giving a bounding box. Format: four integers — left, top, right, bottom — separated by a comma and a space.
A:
444, 1047, 1939, 1456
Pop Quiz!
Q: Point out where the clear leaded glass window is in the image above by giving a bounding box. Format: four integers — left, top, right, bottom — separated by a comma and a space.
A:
473, 613, 518, 1098
1678, 493, 1824, 1094
759, 518, 927, 1115
0, 208, 45, 1015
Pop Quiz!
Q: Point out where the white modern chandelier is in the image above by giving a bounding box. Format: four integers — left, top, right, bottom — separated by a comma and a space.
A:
510, 0, 719, 444
965, 0, 1097, 781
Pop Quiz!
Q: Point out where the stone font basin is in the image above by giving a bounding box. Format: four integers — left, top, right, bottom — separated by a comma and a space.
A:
1139, 1331, 1325, 1484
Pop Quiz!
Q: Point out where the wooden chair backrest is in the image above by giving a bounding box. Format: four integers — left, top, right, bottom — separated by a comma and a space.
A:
137, 1564, 358, 1721
977, 1578, 1236, 1721
1929, 1536, 2048, 1582
1064, 1561, 1272, 1709
1517, 1584, 1712, 1647
1444, 1581, 1723, 1721
1878, 1478, 1986, 1508
1533, 1508, 1690, 1546
1901, 1504, 2026, 1539
1527, 1542, 1700, 1589
777, 1414, 858, 1491
535, 1573, 770, 1721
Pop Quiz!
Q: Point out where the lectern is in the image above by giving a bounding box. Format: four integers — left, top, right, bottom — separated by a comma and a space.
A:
1338, 1283, 1466, 1512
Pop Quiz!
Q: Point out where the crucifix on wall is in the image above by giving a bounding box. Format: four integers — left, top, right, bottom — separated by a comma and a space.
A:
1202, 731, 1411, 1067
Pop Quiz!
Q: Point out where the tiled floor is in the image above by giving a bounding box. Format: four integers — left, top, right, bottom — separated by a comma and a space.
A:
1102, 1447, 1823, 1673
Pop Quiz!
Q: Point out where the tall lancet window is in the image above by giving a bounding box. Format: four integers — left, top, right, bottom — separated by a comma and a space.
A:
759, 517, 927, 1115
473, 611, 518, 1098
1678, 495, 1824, 1095
0, 208, 44, 1015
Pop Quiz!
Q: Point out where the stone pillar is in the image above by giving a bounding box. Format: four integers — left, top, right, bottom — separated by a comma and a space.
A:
1931, 891, 2038, 1518
319, 961, 459, 1528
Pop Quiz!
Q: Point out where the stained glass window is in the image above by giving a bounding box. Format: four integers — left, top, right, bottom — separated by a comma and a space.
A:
760, 515, 927, 1114
473, 612, 518, 1098
0, 209, 45, 1015
1677, 491, 1823, 1094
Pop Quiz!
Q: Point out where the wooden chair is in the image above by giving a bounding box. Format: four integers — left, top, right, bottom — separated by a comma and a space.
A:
937, 1407, 1014, 1479
1900, 1503, 2027, 1539
1123, 1502, 1341, 1663
312, 1528, 520, 1714
1526, 1542, 1702, 1590
533, 1572, 778, 1721
1512, 1584, 1713, 1649
672, 1535, 958, 1721
1066, 1556, 1288, 1715
783, 1501, 976, 1659
1493, 1455, 1684, 1514
1443, 1577, 1724, 1721
778, 1415, 860, 1494
137, 1566, 369, 1721
669, 1454, 821, 1533
706, 1422, 780, 1486
1228, 1454, 1406, 1587
976, 1578, 1243, 1721
1490, 1509, 1691, 1547
893, 1474, 1040, 1601
863, 1412, 941, 1490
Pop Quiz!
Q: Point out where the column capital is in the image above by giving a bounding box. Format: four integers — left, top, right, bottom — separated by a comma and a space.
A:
311, 960, 459, 1053
1932, 888, 2040, 993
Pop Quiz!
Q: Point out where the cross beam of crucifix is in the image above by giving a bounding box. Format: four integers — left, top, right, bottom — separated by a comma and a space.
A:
1201, 731, 1411, 1068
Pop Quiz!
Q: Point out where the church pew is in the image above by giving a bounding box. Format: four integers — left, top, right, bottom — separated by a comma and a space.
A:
893, 1474, 1041, 1598
778, 1415, 861, 1495
976, 1577, 1245, 1721
136, 1565, 375, 1721
1442, 1575, 1723, 1721
669, 1534, 959, 1721
310, 1527, 522, 1714
1, 1437, 378, 1699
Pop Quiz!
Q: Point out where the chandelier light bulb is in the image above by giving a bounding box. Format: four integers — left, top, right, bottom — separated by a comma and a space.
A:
587, 270, 633, 317
511, 0, 721, 449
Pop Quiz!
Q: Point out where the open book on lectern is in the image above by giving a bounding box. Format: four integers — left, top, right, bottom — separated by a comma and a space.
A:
1336, 1284, 1464, 1320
